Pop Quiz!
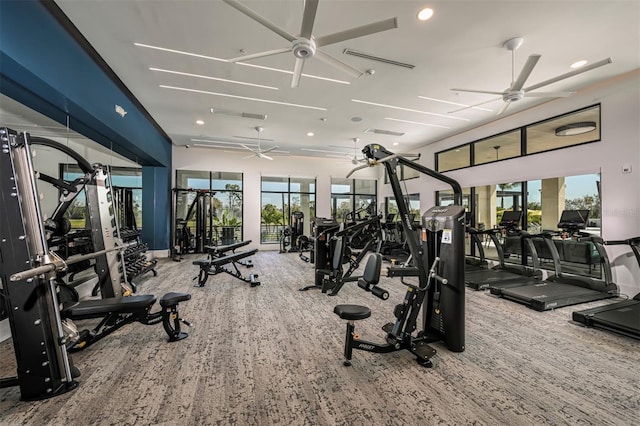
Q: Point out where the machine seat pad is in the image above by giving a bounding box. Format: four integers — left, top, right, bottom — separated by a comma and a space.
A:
160, 292, 191, 307
334, 304, 371, 321
193, 259, 210, 267
65, 295, 157, 318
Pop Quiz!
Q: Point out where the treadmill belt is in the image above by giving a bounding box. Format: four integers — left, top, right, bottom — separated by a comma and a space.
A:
465, 268, 539, 290
575, 300, 640, 339
499, 282, 616, 311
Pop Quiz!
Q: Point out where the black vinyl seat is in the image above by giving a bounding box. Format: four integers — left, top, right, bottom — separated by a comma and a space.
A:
334, 304, 371, 321
64, 294, 157, 319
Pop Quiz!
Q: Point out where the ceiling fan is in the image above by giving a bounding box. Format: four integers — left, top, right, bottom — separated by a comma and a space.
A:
450, 37, 612, 115
222, 0, 398, 88
241, 126, 278, 160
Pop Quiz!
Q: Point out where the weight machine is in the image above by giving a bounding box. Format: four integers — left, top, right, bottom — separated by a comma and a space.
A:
172, 188, 217, 260
333, 144, 465, 368
0, 128, 190, 401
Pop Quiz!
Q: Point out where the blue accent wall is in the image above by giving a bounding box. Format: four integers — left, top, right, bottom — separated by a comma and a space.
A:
0, 1, 173, 250
142, 166, 171, 251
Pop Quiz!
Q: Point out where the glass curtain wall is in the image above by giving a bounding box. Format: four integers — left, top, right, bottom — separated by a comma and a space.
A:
261, 177, 316, 244
175, 170, 244, 244
331, 178, 377, 222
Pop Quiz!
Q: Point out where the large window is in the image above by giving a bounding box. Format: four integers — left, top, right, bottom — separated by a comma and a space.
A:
331, 178, 377, 222
385, 194, 421, 222
261, 177, 316, 244
435, 104, 601, 172
175, 170, 244, 243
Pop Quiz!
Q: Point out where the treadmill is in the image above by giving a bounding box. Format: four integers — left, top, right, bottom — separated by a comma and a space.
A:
466, 211, 543, 290
491, 210, 618, 311
573, 237, 640, 339
465, 212, 494, 272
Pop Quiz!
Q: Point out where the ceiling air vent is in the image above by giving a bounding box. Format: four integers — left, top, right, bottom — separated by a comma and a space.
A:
364, 128, 405, 137
210, 108, 267, 120
343, 49, 415, 69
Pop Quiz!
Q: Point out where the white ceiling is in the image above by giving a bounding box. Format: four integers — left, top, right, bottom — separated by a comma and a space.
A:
54, 0, 639, 160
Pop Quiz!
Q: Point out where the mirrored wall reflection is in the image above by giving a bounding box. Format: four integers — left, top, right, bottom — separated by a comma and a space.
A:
437, 172, 601, 278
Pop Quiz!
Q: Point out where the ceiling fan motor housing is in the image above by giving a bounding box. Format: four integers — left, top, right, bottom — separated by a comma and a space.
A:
293, 37, 316, 58
503, 90, 525, 103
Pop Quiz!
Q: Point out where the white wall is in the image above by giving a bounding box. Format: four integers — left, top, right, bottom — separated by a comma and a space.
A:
389, 70, 640, 296
172, 148, 380, 251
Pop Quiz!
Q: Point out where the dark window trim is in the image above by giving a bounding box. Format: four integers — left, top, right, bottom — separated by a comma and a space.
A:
435, 103, 601, 172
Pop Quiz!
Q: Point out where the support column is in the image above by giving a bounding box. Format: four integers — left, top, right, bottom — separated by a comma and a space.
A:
541, 177, 565, 230
142, 166, 170, 254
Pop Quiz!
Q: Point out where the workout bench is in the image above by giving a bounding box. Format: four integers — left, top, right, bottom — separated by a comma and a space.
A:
63, 292, 191, 351
193, 241, 260, 287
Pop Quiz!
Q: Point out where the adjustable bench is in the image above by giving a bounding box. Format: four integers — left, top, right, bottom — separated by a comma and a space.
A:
62, 292, 191, 351
204, 240, 254, 267
193, 249, 260, 287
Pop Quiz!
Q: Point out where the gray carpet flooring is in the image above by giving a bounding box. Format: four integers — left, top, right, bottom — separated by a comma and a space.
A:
1, 251, 639, 426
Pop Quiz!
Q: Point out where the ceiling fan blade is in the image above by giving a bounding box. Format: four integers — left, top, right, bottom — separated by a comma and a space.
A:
524, 57, 612, 92
448, 96, 502, 113
239, 143, 254, 152
525, 91, 575, 98
291, 58, 305, 88
299, 0, 319, 39
316, 17, 398, 47
511, 54, 541, 91
451, 88, 504, 96
258, 153, 274, 160
261, 145, 279, 154
315, 49, 363, 78
222, 0, 296, 42
496, 102, 511, 116
228, 47, 291, 63
242, 154, 256, 159
346, 162, 372, 178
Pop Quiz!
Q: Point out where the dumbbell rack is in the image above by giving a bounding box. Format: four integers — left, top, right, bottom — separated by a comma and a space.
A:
120, 229, 157, 284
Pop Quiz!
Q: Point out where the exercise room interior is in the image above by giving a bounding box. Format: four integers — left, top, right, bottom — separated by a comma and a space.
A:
1, 1, 639, 425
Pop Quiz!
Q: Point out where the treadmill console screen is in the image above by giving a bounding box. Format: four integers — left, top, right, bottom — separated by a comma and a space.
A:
499, 210, 523, 227
557, 209, 590, 230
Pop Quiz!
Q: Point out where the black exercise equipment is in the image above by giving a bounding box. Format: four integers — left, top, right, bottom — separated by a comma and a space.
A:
279, 211, 306, 253
465, 211, 543, 290
573, 237, 640, 339
301, 215, 384, 297
172, 188, 217, 260
64, 292, 191, 351
0, 128, 191, 401
192, 240, 260, 287
333, 144, 465, 368
490, 210, 618, 311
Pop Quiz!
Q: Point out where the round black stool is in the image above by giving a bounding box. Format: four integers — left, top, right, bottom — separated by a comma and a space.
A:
334, 304, 371, 366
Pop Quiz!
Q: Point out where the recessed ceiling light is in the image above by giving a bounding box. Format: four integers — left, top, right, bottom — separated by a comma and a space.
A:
352, 99, 469, 121
150, 68, 278, 90
196, 120, 205, 125
135, 42, 350, 85
393, 142, 399, 146
417, 7, 434, 21
160, 85, 327, 111
307, 132, 314, 137
570, 60, 588, 69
